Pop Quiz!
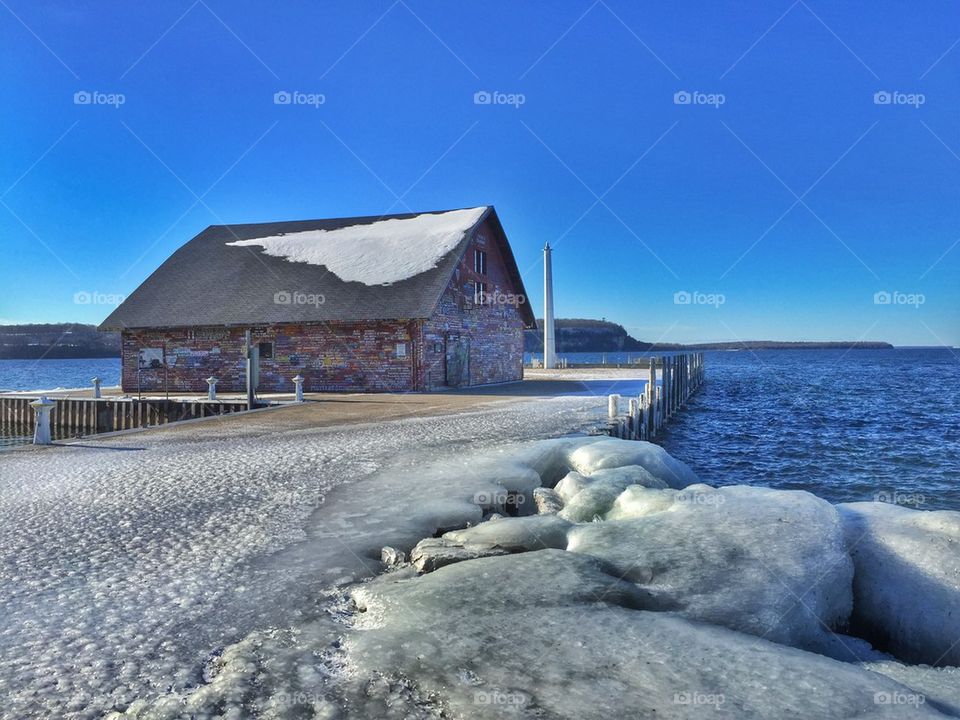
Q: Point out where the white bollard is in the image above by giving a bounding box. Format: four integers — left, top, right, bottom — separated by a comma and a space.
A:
91, 377, 102, 399
607, 394, 620, 421
293, 374, 305, 403
30, 396, 55, 445
206, 376, 218, 401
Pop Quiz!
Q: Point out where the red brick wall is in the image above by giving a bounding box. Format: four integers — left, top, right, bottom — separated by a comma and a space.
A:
121, 321, 416, 394
417, 217, 527, 390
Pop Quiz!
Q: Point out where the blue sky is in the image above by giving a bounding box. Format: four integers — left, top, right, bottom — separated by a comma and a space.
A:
1, 0, 957, 346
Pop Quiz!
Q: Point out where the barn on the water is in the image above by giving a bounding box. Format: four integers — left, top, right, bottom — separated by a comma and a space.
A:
99, 206, 535, 393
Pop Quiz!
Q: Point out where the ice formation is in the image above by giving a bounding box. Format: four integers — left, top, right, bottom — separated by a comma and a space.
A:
225, 207, 487, 285
839, 502, 960, 666
567, 484, 855, 654
347, 550, 945, 719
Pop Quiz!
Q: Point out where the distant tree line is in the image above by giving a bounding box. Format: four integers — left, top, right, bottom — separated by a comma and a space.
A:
0, 324, 120, 359
524, 319, 893, 352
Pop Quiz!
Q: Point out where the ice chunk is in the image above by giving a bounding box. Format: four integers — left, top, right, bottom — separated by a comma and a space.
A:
347, 550, 944, 719
567, 437, 699, 489
557, 465, 669, 522
442, 514, 572, 551
555, 470, 590, 502
410, 537, 511, 573
839, 502, 960, 666
605, 485, 679, 520
568, 485, 855, 654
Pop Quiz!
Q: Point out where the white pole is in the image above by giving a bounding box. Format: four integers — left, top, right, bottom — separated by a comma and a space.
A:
206, 376, 218, 401
543, 243, 557, 369
30, 396, 55, 445
293, 374, 304, 403
91, 377, 102, 399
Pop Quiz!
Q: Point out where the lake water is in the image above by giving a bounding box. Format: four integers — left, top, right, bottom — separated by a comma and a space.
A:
0, 358, 122, 393
2, 353, 958, 511
649, 348, 957, 510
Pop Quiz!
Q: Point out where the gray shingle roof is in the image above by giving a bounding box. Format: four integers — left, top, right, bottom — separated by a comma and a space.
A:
99, 206, 535, 331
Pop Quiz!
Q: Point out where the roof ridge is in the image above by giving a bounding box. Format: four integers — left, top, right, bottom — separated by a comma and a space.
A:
208, 205, 492, 230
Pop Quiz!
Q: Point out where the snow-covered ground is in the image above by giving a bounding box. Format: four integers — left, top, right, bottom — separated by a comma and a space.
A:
1, 390, 958, 719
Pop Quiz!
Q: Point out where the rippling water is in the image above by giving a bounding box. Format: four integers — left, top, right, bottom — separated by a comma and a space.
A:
656, 349, 960, 510
0, 358, 121, 393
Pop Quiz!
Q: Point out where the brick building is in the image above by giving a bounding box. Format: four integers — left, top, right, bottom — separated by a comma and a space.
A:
99, 206, 535, 393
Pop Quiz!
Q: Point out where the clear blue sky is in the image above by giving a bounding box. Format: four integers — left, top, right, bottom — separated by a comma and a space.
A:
1, 1, 957, 346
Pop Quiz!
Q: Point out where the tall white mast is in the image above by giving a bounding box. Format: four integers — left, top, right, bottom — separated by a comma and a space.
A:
543, 243, 556, 369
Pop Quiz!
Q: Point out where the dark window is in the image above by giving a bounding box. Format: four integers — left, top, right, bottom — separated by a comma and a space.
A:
258, 341, 274, 359
474, 249, 487, 275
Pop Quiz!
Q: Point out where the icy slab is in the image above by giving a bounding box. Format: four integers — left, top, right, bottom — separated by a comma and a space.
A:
838, 502, 960, 666
226, 207, 487, 285
567, 437, 699, 489
568, 484, 855, 654
347, 550, 945, 719
443, 514, 573, 551
410, 537, 511, 573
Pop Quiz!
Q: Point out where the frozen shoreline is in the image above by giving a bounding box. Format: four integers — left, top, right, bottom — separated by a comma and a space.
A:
1, 389, 958, 718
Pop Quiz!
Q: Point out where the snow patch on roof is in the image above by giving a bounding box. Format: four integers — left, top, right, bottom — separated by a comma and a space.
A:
225, 207, 487, 285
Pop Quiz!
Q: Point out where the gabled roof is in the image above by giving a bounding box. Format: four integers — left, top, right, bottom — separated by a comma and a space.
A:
99, 206, 535, 331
